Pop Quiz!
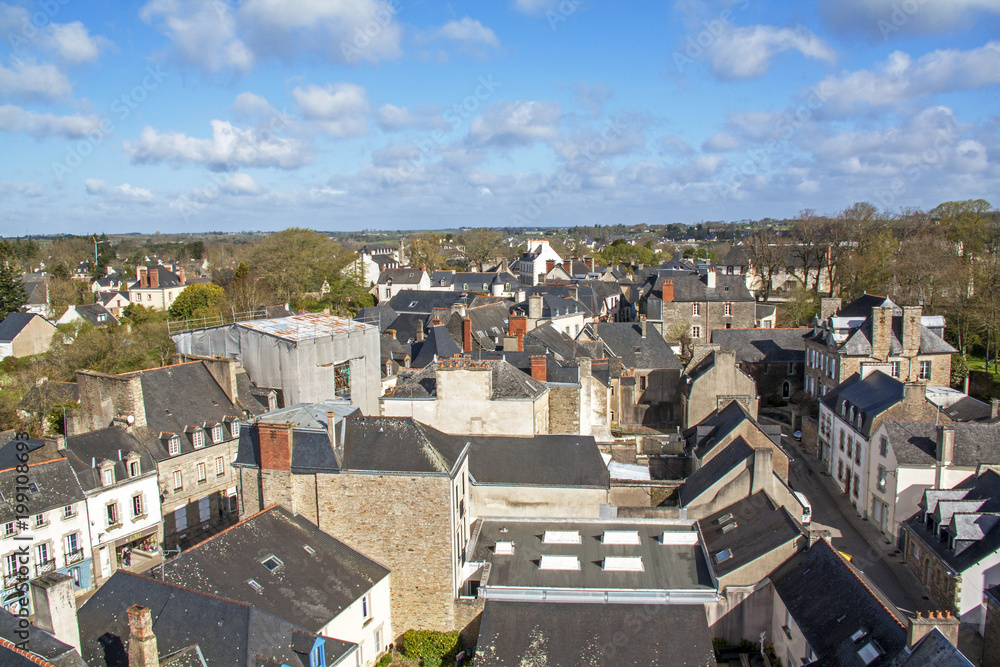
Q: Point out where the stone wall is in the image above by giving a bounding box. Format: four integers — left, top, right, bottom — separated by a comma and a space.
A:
984, 595, 1000, 667
903, 526, 959, 614
471, 484, 606, 518
159, 439, 240, 547
75, 371, 145, 433
547, 385, 580, 435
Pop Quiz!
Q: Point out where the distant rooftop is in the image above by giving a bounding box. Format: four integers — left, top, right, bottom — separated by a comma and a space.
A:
239, 313, 371, 342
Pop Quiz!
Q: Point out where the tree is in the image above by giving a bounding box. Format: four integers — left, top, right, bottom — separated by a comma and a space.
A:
787, 211, 827, 293
167, 283, 226, 320
122, 303, 162, 327
225, 270, 275, 317
407, 233, 444, 271
47, 276, 81, 319
460, 229, 504, 269
0, 257, 27, 319
743, 230, 783, 302
248, 228, 347, 301
778, 287, 819, 327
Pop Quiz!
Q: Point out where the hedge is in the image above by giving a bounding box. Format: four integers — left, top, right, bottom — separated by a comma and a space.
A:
402, 629, 462, 667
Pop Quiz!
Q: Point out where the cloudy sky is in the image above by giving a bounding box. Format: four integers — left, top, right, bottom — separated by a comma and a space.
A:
0, 0, 998, 234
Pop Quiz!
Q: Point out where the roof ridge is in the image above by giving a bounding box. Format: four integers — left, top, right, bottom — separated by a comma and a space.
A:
115, 569, 256, 608
0, 457, 68, 474
0, 636, 59, 666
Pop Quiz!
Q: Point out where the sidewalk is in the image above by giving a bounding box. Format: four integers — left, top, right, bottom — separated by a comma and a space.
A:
788, 437, 938, 616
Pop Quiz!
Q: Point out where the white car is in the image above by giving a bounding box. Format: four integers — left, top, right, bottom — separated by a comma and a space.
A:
793, 491, 812, 525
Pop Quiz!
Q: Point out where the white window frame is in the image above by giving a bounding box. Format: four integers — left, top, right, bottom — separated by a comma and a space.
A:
192, 430, 205, 449
197, 463, 207, 482
216, 456, 225, 476
132, 494, 144, 518
212, 424, 223, 443
168, 436, 181, 456
172, 470, 183, 491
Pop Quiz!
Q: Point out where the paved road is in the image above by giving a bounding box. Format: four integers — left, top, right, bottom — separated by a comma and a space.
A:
783, 436, 920, 615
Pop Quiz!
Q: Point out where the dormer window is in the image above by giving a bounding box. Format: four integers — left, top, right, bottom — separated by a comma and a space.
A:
128, 459, 140, 477
101, 468, 114, 486
168, 435, 181, 456
192, 430, 205, 448
212, 424, 223, 443
230, 421, 240, 438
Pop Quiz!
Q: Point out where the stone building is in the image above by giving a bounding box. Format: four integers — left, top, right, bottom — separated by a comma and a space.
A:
711, 327, 809, 402
73, 359, 245, 549
681, 347, 758, 428
803, 294, 956, 399
127, 265, 187, 311
235, 415, 475, 636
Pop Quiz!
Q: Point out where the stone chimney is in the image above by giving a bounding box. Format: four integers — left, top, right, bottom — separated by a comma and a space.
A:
936, 425, 955, 466
750, 446, 774, 497
662, 279, 674, 302
640, 314, 647, 338
528, 294, 544, 320
177, 266, 186, 285
451, 302, 466, 317
149, 268, 159, 289
820, 297, 842, 320
515, 289, 526, 303
706, 267, 716, 289
415, 322, 425, 343
568, 285, 579, 302
902, 306, 922, 357
531, 355, 547, 383
871, 306, 894, 361
30, 573, 81, 653
463, 317, 473, 353
907, 611, 959, 649
127, 605, 159, 667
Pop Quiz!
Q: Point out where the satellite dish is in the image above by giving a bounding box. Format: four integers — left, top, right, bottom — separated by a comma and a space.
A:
126, 415, 135, 425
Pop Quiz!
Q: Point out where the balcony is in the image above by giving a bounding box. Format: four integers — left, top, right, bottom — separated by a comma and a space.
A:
66, 549, 85, 566
34, 558, 56, 577
2, 570, 25, 589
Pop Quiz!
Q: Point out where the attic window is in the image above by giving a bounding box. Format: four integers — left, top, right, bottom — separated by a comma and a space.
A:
851, 629, 867, 642
247, 579, 263, 592
601, 531, 641, 545
303, 545, 316, 555
543, 530, 581, 544
539, 555, 580, 571
724, 285, 729, 291
409, 301, 418, 308
603, 556, 644, 572
713, 549, 733, 565
168, 436, 180, 456
260, 555, 284, 572
495, 541, 514, 555
857, 642, 882, 664
192, 430, 205, 449
721, 522, 738, 534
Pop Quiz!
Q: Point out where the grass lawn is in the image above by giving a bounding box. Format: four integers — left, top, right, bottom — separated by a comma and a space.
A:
966, 353, 1000, 381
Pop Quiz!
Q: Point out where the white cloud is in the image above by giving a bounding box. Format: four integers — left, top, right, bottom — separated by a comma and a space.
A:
433, 17, 499, 47
468, 100, 562, 148
123, 120, 311, 170
819, 0, 1000, 37
43, 21, 112, 63
815, 42, 1000, 116
702, 132, 741, 152
140, 0, 402, 73
0, 105, 101, 138
222, 173, 263, 195
292, 83, 369, 137
0, 62, 72, 101
85, 179, 155, 202
657, 135, 694, 156
710, 25, 837, 79
0, 179, 43, 197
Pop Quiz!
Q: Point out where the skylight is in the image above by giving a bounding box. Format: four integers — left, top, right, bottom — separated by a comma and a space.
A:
716, 513, 734, 524
659, 531, 699, 545
543, 530, 581, 544
260, 555, 284, 572
713, 549, 733, 565
601, 530, 641, 545
303, 545, 316, 555
539, 555, 580, 571
495, 541, 514, 555
247, 579, 263, 591
603, 556, 643, 572
721, 522, 738, 534
857, 642, 882, 664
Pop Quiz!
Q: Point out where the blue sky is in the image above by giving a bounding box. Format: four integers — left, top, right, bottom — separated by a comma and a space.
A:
0, 0, 998, 234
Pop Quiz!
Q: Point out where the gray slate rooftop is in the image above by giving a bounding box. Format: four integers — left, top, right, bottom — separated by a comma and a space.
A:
385, 358, 547, 401
710, 328, 809, 364
880, 421, 1000, 467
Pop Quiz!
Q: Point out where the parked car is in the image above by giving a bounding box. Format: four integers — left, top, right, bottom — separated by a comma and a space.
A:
793, 491, 812, 525
793, 429, 802, 441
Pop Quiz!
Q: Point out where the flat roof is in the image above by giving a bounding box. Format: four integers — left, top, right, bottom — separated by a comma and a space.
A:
471, 519, 715, 600
239, 313, 371, 342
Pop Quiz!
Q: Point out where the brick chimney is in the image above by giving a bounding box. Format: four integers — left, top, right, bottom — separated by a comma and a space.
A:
584, 256, 594, 270
138, 266, 147, 288
662, 279, 674, 302
706, 267, 716, 289
871, 306, 894, 361
30, 573, 81, 653
563, 259, 571, 272
127, 605, 159, 667
149, 268, 159, 289
258, 422, 292, 472
463, 317, 473, 352
820, 297, 842, 320
907, 611, 959, 649
531, 355, 547, 383
902, 306, 922, 357
936, 425, 955, 466
177, 266, 186, 285
508, 315, 527, 352
546, 259, 556, 274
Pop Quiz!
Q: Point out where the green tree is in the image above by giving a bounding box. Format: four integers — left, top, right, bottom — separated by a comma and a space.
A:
122, 303, 162, 327
167, 283, 226, 320
460, 229, 504, 268
0, 257, 27, 319
407, 233, 444, 271
249, 228, 347, 301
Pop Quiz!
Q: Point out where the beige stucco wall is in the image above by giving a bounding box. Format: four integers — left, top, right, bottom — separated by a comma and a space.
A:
471, 484, 606, 518
9, 316, 56, 358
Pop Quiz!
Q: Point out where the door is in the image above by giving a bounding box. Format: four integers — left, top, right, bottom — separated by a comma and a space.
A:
99, 546, 111, 578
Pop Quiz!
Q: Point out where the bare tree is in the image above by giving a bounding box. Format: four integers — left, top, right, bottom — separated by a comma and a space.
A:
787, 210, 827, 293
744, 229, 784, 302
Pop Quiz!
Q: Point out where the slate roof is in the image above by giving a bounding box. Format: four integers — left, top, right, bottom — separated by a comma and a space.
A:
342, 417, 467, 475
388, 290, 505, 315
474, 601, 718, 667
898, 628, 974, 666
586, 322, 682, 370
697, 492, 802, 579
376, 268, 425, 285
0, 312, 45, 341
880, 421, 1000, 467
385, 359, 547, 401
685, 400, 767, 461
354, 305, 398, 332
128, 265, 182, 290
649, 272, 754, 303
677, 437, 754, 506
64, 303, 119, 326
821, 372, 906, 438
0, 433, 54, 469
449, 302, 513, 353
0, 458, 85, 523
770, 540, 906, 666
468, 435, 610, 488
710, 328, 809, 364
62, 426, 158, 493
523, 323, 590, 362
18, 381, 79, 412
131, 361, 241, 458
77, 570, 357, 667
161, 506, 389, 633
0, 607, 87, 666
430, 271, 518, 291
409, 324, 462, 368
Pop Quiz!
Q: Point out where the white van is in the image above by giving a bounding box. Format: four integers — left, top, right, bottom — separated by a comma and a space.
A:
794, 491, 812, 525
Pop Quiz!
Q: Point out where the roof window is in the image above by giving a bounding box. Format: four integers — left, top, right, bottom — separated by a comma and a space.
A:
713, 549, 733, 565
260, 555, 284, 572
601, 530, 641, 545
247, 579, 263, 591
303, 545, 316, 555
543, 530, 581, 544
495, 541, 514, 555
539, 555, 580, 571
602, 556, 643, 572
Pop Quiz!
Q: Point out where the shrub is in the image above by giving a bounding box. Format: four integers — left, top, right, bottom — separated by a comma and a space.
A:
402, 629, 462, 666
